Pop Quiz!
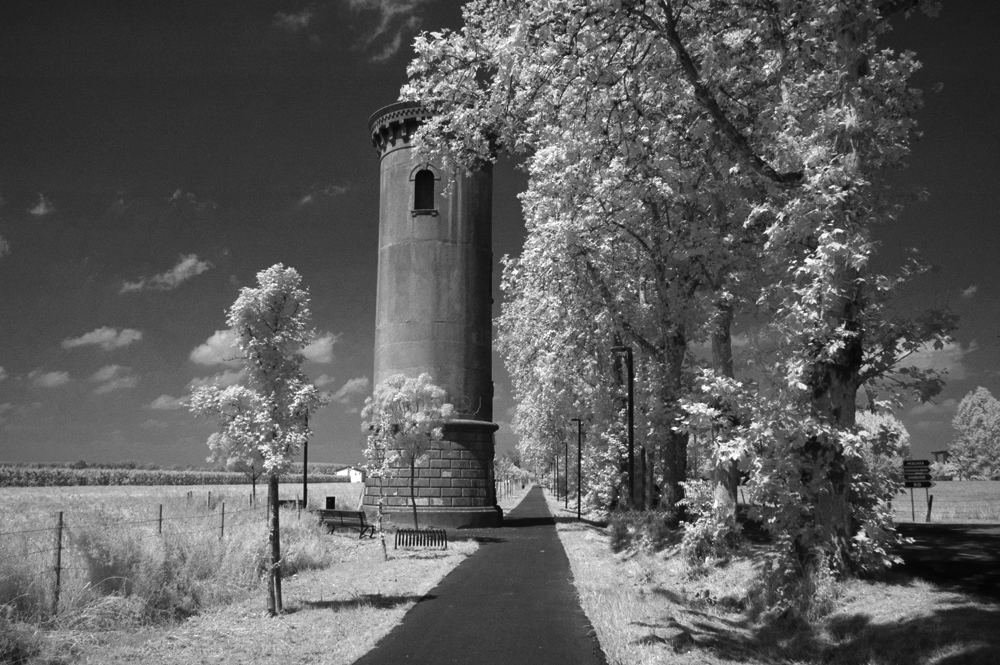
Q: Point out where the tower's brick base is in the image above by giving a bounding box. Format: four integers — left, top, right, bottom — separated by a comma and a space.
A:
362, 419, 502, 528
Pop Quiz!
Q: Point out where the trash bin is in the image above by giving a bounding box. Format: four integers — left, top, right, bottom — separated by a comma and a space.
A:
325, 496, 336, 509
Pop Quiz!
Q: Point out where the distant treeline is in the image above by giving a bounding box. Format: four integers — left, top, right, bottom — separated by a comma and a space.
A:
0, 464, 351, 488
1, 460, 349, 474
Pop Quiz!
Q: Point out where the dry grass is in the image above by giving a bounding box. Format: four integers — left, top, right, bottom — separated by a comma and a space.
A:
30, 535, 477, 664
894, 480, 1000, 523
0, 484, 364, 625
545, 492, 1000, 665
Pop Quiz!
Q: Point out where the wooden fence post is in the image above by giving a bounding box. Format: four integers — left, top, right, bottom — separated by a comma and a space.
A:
158, 504, 163, 535
51, 511, 63, 616
220, 502, 225, 540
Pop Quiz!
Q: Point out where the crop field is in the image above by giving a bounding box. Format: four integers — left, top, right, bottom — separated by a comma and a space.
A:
0, 482, 365, 627
893, 480, 1000, 523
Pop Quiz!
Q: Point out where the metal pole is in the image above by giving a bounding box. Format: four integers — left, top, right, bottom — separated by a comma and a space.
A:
564, 434, 569, 509
302, 437, 308, 510
52, 511, 63, 616
572, 418, 583, 520
554, 454, 559, 499
612, 346, 635, 507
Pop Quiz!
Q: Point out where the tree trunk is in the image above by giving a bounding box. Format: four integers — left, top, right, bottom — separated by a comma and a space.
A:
266, 473, 282, 615
710, 300, 738, 528
798, 289, 863, 573
660, 332, 688, 511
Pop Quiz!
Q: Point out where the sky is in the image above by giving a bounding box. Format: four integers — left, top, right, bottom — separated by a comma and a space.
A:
0, 1, 997, 467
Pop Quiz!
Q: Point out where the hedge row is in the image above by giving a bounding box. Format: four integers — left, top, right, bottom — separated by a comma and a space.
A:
0, 466, 348, 487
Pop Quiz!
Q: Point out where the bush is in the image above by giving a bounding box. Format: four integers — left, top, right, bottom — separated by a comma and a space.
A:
607, 509, 679, 553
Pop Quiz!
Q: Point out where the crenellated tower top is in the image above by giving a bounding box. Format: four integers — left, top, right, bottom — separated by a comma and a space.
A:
368, 101, 432, 155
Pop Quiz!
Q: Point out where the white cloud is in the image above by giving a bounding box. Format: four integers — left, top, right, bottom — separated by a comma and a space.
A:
166, 189, 218, 212
121, 254, 213, 293
62, 326, 143, 351
961, 285, 978, 300
313, 373, 337, 387
347, 0, 430, 61
0, 366, 6, 382
331, 376, 370, 404
303, 332, 338, 363
29, 370, 70, 388
28, 193, 55, 217
148, 394, 188, 410
190, 330, 240, 366
187, 369, 246, 390
90, 364, 138, 394
274, 7, 315, 32
906, 340, 978, 381
297, 184, 349, 208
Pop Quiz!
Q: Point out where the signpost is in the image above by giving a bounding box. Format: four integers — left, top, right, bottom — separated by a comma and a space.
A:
902, 459, 934, 521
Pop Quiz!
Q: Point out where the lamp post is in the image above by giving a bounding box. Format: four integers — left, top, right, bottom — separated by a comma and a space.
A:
571, 418, 583, 520
611, 345, 635, 507
564, 431, 569, 509
553, 454, 558, 499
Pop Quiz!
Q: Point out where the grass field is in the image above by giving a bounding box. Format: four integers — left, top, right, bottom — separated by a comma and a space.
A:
0, 482, 366, 630
3, 483, 532, 664
546, 490, 1000, 665
893, 480, 1000, 523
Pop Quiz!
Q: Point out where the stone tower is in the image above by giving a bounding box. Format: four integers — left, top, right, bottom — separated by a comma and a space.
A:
362, 101, 501, 528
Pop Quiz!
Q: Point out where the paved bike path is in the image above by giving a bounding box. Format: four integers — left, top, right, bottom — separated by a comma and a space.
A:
352, 486, 607, 664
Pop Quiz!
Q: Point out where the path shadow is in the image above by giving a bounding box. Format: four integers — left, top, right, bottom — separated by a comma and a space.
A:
890, 523, 1000, 600
450, 534, 508, 544
502, 516, 556, 528
297, 593, 436, 612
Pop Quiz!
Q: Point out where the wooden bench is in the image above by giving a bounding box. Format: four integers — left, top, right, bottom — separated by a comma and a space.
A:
313, 509, 375, 538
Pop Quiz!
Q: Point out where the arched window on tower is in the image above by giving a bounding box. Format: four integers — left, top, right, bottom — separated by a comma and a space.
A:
413, 168, 435, 212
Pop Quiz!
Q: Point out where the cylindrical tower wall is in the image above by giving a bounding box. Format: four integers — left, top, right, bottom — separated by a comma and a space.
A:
371, 103, 494, 421
364, 101, 500, 528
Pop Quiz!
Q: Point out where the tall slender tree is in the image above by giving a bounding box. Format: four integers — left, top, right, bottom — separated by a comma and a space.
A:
190, 264, 324, 615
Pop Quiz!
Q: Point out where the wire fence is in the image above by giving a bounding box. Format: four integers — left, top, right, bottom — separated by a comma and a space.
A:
0, 491, 325, 617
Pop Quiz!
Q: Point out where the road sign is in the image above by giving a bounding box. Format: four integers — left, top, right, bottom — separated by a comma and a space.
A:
904, 473, 932, 481
904, 481, 934, 488
903, 459, 930, 467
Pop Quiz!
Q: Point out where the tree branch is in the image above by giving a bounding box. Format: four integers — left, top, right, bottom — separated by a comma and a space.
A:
650, 1, 803, 187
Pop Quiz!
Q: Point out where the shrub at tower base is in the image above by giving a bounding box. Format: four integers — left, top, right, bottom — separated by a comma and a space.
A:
362, 373, 501, 529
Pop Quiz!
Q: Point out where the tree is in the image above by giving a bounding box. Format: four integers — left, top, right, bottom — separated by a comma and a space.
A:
362, 373, 455, 531
206, 432, 262, 503
950, 387, 1000, 480
403, 0, 949, 577
404, 0, 940, 568
190, 264, 324, 616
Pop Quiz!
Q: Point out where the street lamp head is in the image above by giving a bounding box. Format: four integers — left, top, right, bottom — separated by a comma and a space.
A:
610, 345, 628, 354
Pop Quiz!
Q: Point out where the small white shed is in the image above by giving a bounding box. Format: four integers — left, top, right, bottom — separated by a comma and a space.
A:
336, 466, 365, 483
